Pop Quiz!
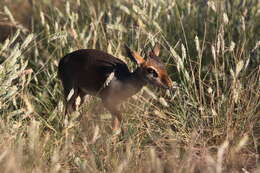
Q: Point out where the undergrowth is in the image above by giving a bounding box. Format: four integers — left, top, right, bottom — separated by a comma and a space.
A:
0, 0, 259, 172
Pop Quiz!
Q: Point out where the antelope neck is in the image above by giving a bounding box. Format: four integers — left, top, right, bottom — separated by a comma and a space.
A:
123, 68, 147, 93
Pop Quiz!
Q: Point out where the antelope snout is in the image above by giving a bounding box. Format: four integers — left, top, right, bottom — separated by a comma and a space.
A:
161, 76, 174, 89
164, 78, 179, 90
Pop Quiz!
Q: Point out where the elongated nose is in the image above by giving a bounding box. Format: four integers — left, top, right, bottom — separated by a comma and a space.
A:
161, 75, 174, 89
163, 77, 179, 90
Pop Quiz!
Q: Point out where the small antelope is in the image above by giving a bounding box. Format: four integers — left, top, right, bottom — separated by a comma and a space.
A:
58, 44, 173, 132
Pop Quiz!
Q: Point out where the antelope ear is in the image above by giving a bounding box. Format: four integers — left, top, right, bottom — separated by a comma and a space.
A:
150, 43, 160, 57
124, 44, 145, 65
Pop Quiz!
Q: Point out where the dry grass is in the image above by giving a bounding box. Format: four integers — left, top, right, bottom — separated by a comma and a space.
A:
0, 0, 259, 172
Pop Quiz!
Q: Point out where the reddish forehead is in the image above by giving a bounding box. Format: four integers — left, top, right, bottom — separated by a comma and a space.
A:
144, 58, 168, 76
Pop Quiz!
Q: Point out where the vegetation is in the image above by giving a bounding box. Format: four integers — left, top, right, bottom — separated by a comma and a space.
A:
0, 0, 259, 172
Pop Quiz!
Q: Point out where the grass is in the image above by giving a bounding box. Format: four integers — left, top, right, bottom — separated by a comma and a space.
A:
0, 0, 259, 172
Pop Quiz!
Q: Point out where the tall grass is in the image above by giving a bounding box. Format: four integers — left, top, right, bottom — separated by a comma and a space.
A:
0, 0, 259, 172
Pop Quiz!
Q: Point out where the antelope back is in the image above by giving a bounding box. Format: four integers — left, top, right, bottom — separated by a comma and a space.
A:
58, 49, 132, 98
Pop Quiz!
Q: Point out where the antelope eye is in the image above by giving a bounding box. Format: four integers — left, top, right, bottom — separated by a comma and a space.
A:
146, 67, 158, 78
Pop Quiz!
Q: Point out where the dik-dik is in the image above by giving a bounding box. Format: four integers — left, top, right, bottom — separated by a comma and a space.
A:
58, 44, 173, 132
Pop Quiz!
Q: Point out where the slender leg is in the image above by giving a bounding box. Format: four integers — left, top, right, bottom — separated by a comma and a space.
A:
111, 110, 122, 132
103, 101, 122, 133
64, 87, 79, 115
78, 89, 88, 106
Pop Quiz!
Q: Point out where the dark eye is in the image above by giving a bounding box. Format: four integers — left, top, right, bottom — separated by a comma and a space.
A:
146, 67, 158, 78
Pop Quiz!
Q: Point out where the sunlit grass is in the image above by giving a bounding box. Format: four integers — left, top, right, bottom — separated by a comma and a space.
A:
0, 0, 259, 172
